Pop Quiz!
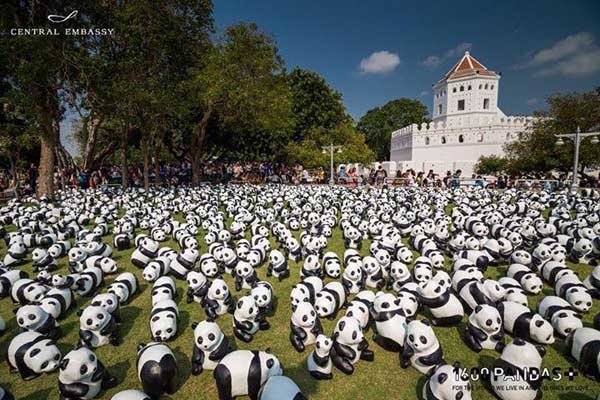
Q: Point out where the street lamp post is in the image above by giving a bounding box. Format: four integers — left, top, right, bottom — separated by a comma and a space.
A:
555, 126, 599, 190
321, 143, 343, 185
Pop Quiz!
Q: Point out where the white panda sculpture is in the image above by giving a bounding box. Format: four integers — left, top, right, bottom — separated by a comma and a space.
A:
40, 287, 73, 319
136, 342, 178, 399
186, 271, 209, 304
11, 278, 48, 305
497, 301, 555, 345
267, 249, 290, 281
372, 292, 407, 354
341, 262, 364, 294
307, 334, 333, 380
213, 350, 283, 400
491, 338, 544, 400
290, 276, 323, 309
583, 265, 600, 298
555, 274, 593, 313
0, 270, 28, 298
234, 260, 258, 291
258, 375, 306, 400
151, 276, 177, 306
16, 304, 61, 339
203, 278, 235, 320
150, 299, 179, 342
289, 301, 322, 352
58, 346, 117, 399
142, 257, 171, 282
401, 319, 444, 375
131, 238, 159, 269
107, 272, 138, 305
315, 281, 346, 320
251, 281, 274, 328
330, 316, 374, 375
418, 280, 464, 326
110, 390, 151, 400
74, 266, 104, 297
323, 252, 341, 278
423, 362, 473, 400
464, 304, 504, 352
233, 295, 261, 343
190, 320, 231, 375
538, 296, 583, 338
7, 331, 61, 380
78, 305, 120, 347
566, 327, 600, 380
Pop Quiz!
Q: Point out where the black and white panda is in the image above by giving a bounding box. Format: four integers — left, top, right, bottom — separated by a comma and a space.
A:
322, 252, 341, 279
418, 280, 464, 326
290, 276, 323, 309
107, 272, 138, 305
7, 331, 61, 380
150, 299, 179, 342
136, 342, 178, 399
566, 327, 600, 381
234, 261, 257, 291
110, 390, 150, 400
31, 248, 58, 272
190, 320, 231, 375
233, 295, 261, 343
538, 296, 583, 338
169, 248, 198, 280
401, 319, 444, 375
290, 301, 322, 352
113, 233, 132, 251
250, 281, 274, 326
78, 305, 119, 347
203, 278, 235, 320
40, 287, 73, 320
372, 292, 407, 353
0, 386, 14, 400
315, 281, 346, 320
213, 350, 283, 400
68, 247, 89, 273
307, 334, 333, 380
491, 338, 544, 400
362, 256, 385, 289
131, 237, 159, 269
341, 262, 364, 294
583, 265, 600, 298
186, 271, 209, 304
58, 345, 117, 400
497, 301, 554, 345
387, 261, 411, 293
555, 274, 593, 313
458, 278, 505, 313
0, 270, 28, 298
423, 363, 473, 400
11, 278, 48, 305
83, 241, 113, 258
507, 264, 543, 294
3, 241, 27, 267
258, 375, 306, 400
16, 304, 61, 339
151, 276, 177, 306
464, 304, 504, 353
199, 253, 220, 277
330, 316, 374, 375
143, 257, 171, 282
300, 254, 322, 279
84, 255, 117, 275
90, 292, 121, 322
498, 277, 529, 306
74, 266, 104, 297
267, 249, 289, 281
345, 292, 373, 330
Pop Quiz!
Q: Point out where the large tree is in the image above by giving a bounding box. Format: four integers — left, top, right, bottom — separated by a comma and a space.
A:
357, 98, 429, 160
287, 68, 348, 142
504, 87, 600, 176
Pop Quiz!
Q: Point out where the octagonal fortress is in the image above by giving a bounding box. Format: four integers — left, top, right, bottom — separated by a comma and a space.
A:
390, 51, 534, 176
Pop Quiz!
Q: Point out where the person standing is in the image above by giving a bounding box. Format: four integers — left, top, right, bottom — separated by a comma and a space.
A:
28, 163, 38, 194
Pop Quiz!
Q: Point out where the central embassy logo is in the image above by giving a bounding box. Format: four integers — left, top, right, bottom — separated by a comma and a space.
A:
47, 10, 78, 24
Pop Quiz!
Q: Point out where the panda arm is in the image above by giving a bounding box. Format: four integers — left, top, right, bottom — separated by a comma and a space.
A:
59, 382, 89, 398
401, 343, 414, 360
312, 318, 323, 335
235, 276, 242, 292
372, 268, 383, 280
100, 317, 117, 336
79, 329, 93, 345
418, 347, 443, 366
333, 341, 356, 360
273, 262, 288, 273
491, 330, 505, 341
93, 360, 108, 381
466, 323, 488, 342
290, 322, 307, 340
208, 337, 230, 361
342, 279, 352, 292
358, 338, 369, 351
191, 345, 205, 374
234, 318, 253, 332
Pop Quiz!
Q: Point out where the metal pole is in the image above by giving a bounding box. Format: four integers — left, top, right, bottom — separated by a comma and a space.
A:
329, 143, 334, 185
572, 126, 580, 190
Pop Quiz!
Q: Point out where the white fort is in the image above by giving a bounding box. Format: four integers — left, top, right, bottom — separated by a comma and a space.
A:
390, 51, 533, 176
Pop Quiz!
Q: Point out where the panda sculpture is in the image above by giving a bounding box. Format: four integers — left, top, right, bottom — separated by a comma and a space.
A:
186, 271, 209, 304
203, 278, 235, 320
58, 345, 117, 400
150, 299, 179, 342
0, 270, 28, 298
555, 274, 593, 313
213, 350, 283, 400
491, 338, 544, 400
418, 280, 464, 326
233, 295, 262, 343
315, 281, 346, 320
31, 248, 58, 272
387, 261, 412, 293
7, 331, 61, 380
110, 390, 150, 400
498, 277, 529, 307
497, 301, 554, 345
307, 334, 333, 380
16, 304, 61, 339
401, 319, 444, 375
565, 327, 600, 380
290, 301, 322, 352
169, 248, 198, 280
362, 256, 385, 290
423, 362, 473, 400
341, 262, 364, 294
345, 296, 372, 330
11, 278, 48, 305
90, 292, 121, 323
250, 281, 274, 328
457, 278, 505, 313
464, 304, 504, 352
258, 376, 306, 400
191, 320, 231, 375
267, 249, 289, 281
136, 342, 178, 399
74, 266, 104, 297
131, 238, 159, 269
151, 276, 177, 306
323, 252, 341, 278
372, 292, 407, 353
107, 272, 138, 305
583, 265, 600, 298
330, 315, 374, 375
78, 305, 120, 347
0, 387, 13, 400
538, 296, 583, 338
234, 261, 257, 291
40, 287, 73, 320
300, 254, 322, 279
507, 264, 543, 295
290, 277, 323, 309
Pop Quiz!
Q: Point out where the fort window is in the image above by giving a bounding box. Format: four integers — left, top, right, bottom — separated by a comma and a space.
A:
425, 137, 430, 145
457, 100, 465, 111
483, 98, 490, 109
438, 104, 442, 115
441, 136, 447, 144
458, 134, 465, 143
460, 86, 464, 92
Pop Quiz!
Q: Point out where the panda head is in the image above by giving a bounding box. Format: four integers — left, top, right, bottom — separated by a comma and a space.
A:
552, 310, 583, 337
250, 283, 272, 309
314, 334, 333, 357
323, 253, 341, 278
343, 262, 362, 282
31, 248, 48, 263
510, 250, 531, 266
413, 264, 433, 284
334, 316, 363, 346
98, 257, 117, 274
361, 256, 379, 274
151, 285, 174, 305
529, 315, 555, 344
290, 286, 310, 309
574, 238, 592, 256
518, 273, 542, 295
79, 306, 111, 331
481, 280, 506, 301
192, 320, 223, 351
22, 281, 48, 303
418, 280, 444, 300
25, 336, 61, 373
566, 287, 592, 313
373, 292, 402, 314
259, 351, 283, 380
16, 305, 51, 331
235, 295, 258, 320
345, 301, 370, 326
315, 291, 337, 318
429, 364, 473, 400
397, 291, 418, 318
396, 247, 413, 264
151, 310, 177, 342
68, 247, 87, 263
303, 255, 321, 272
200, 258, 219, 277
91, 293, 119, 313
234, 261, 254, 279
59, 346, 99, 383
208, 279, 229, 301
500, 338, 542, 370
471, 305, 502, 333
406, 319, 438, 351
140, 238, 159, 253
389, 261, 409, 281
504, 288, 528, 307
291, 301, 317, 328
533, 244, 551, 260
186, 271, 207, 290
374, 249, 391, 267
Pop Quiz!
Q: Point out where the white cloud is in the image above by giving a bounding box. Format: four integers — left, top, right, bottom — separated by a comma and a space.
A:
526, 98, 538, 105
420, 90, 429, 97
531, 32, 594, 65
536, 49, 600, 77
359, 51, 400, 74
422, 43, 472, 67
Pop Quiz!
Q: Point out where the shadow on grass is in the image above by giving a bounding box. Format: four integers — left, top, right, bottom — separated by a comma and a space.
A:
558, 392, 594, 400
173, 346, 192, 391
179, 310, 191, 336
61, 320, 78, 337
284, 357, 320, 398
21, 388, 53, 400
414, 375, 427, 400
111, 359, 131, 384
120, 305, 142, 338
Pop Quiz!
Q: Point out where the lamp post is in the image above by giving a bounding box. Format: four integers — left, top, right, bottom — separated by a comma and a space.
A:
555, 126, 599, 190
321, 143, 343, 185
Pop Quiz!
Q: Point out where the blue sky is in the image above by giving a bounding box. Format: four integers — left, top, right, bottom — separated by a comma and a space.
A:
214, 0, 600, 119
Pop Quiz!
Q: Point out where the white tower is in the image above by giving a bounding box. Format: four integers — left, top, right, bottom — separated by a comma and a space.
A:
432, 51, 504, 126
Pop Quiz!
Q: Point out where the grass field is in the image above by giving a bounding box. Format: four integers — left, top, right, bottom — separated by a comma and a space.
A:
0, 203, 599, 400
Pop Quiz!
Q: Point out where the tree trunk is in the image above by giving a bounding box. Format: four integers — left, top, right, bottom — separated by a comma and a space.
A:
121, 125, 129, 189
154, 146, 161, 187
142, 140, 150, 191
192, 106, 212, 186
38, 130, 57, 198
82, 116, 103, 171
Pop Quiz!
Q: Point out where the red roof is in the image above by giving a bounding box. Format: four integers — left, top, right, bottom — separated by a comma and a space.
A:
440, 52, 498, 83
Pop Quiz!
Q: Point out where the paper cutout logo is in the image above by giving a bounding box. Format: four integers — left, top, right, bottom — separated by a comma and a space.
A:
47, 10, 78, 24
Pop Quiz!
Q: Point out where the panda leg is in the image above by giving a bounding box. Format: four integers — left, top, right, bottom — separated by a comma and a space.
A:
234, 328, 253, 343
259, 318, 270, 330
360, 349, 374, 362
331, 353, 354, 375
432, 315, 463, 327
310, 370, 333, 380
373, 334, 401, 352
464, 331, 482, 353
278, 270, 290, 282
289, 333, 305, 353
494, 341, 505, 353
48, 326, 62, 341
214, 364, 233, 400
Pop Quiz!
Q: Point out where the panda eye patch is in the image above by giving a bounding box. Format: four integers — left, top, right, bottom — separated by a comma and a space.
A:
98, 314, 104, 320
420, 336, 427, 344
80, 364, 88, 375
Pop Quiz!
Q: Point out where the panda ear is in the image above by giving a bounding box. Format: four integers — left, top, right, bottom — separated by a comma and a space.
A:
191, 322, 198, 329
535, 320, 544, 328
437, 372, 448, 384
60, 358, 69, 370
137, 343, 146, 352
421, 318, 431, 326
265, 347, 271, 354
12, 307, 19, 315
475, 305, 482, 313
574, 313, 583, 319
76, 309, 84, 316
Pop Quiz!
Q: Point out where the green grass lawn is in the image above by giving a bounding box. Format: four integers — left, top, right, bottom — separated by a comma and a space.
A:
0, 209, 599, 399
